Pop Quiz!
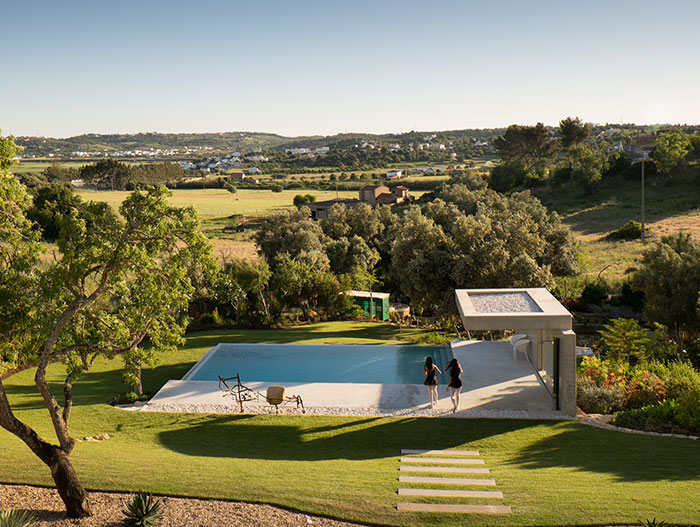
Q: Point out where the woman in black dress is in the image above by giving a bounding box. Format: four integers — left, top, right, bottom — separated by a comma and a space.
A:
445, 358, 463, 412
423, 356, 442, 408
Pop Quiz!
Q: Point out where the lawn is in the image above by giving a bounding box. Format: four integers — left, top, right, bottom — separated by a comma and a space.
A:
2, 322, 700, 526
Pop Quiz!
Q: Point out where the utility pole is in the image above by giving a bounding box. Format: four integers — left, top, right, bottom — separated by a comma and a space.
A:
641, 152, 647, 243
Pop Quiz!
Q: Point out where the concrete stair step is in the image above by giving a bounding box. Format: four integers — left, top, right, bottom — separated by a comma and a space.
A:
397, 503, 512, 514
398, 488, 503, 498
400, 457, 484, 465
401, 449, 480, 456
400, 466, 489, 474
399, 475, 495, 486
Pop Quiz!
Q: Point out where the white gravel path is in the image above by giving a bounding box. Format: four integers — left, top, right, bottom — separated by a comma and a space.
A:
139, 402, 570, 420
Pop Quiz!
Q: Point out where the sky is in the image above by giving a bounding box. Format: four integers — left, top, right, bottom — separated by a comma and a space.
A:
2, 0, 700, 138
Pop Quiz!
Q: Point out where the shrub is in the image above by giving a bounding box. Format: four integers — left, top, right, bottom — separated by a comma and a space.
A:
402, 331, 452, 346
0, 510, 37, 527
577, 377, 626, 414
645, 360, 700, 400
580, 281, 607, 308
111, 391, 150, 405
577, 355, 628, 388
675, 387, 700, 433
625, 369, 666, 408
614, 400, 680, 433
121, 492, 163, 527
270, 184, 284, 193
605, 220, 650, 241
596, 318, 650, 365
618, 282, 644, 312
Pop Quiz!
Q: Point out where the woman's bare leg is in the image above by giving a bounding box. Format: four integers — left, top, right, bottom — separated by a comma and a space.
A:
451, 387, 462, 411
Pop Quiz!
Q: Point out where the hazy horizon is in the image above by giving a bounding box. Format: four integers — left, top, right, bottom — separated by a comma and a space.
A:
3, 0, 699, 138
10, 120, 697, 141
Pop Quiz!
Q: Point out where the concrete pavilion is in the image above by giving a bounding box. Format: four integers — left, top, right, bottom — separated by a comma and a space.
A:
454, 288, 576, 416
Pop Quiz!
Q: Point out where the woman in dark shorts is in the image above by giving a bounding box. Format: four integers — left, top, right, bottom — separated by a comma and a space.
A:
445, 358, 463, 412
423, 356, 442, 408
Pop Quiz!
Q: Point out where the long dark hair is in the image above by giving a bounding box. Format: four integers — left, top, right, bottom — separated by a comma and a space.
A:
446, 358, 460, 372
424, 356, 434, 372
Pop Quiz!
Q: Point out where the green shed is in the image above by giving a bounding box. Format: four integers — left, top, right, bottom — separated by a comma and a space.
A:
348, 290, 390, 321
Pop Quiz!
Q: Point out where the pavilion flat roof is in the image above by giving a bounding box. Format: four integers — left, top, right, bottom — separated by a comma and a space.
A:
455, 288, 572, 331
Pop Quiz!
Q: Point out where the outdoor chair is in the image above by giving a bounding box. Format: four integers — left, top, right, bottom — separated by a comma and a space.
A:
264, 385, 305, 414
512, 338, 530, 362
218, 374, 305, 414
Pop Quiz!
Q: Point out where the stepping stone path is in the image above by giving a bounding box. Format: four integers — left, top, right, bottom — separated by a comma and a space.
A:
397, 449, 512, 514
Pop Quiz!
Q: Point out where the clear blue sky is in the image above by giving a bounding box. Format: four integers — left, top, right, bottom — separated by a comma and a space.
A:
2, 0, 699, 137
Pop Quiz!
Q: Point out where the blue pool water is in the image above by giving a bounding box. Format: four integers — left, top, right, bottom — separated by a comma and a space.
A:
184, 343, 453, 384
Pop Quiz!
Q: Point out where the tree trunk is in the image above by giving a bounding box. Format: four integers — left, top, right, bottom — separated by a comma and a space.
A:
0, 382, 91, 518
49, 446, 92, 518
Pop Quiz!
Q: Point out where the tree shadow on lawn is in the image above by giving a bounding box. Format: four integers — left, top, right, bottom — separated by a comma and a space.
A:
157, 415, 524, 462
507, 423, 700, 483
182, 324, 411, 350
4, 368, 128, 411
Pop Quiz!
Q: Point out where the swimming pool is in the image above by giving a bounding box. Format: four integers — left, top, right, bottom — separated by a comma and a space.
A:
183, 343, 453, 385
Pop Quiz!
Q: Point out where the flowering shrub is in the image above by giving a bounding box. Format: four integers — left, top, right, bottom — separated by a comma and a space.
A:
577, 356, 628, 388
625, 369, 666, 408
577, 356, 666, 410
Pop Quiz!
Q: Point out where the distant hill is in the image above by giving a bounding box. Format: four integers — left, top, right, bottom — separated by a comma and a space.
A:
15, 129, 505, 158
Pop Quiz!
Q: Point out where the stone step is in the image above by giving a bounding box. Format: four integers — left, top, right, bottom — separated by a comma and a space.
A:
401, 449, 480, 456
400, 466, 490, 474
398, 488, 503, 498
397, 503, 512, 514
400, 457, 484, 465
399, 475, 496, 486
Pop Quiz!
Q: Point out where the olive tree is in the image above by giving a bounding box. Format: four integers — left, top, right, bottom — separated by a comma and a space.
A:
0, 137, 213, 518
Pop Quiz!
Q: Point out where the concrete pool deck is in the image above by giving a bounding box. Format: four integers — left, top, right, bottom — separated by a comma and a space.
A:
141, 341, 568, 419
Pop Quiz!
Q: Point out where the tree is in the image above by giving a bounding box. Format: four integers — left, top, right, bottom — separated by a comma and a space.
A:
391, 186, 578, 317
634, 233, 700, 360
215, 257, 273, 326
255, 207, 329, 269
0, 141, 213, 518
494, 123, 557, 168
79, 159, 131, 190
570, 143, 608, 193
596, 318, 650, 365
559, 117, 592, 150
0, 129, 22, 173
27, 182, 84, 241
652, 128, 692, 177
271, 254, 352, 320
293, 194, 316, 207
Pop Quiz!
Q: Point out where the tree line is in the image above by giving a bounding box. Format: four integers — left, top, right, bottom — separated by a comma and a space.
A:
490, 117, 700, 193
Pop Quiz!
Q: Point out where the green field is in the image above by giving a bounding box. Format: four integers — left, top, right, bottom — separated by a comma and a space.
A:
76, 188, 360, 218
2, 322, 700, 526
534, 173, 700, 281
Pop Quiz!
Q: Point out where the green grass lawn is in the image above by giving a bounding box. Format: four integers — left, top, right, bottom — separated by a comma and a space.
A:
2, 322, 700, 526
75, 188, 362, 219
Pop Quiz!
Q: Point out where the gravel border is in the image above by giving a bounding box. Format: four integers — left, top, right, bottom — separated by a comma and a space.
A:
139, 402, 571, 420
0, 484, 366, 527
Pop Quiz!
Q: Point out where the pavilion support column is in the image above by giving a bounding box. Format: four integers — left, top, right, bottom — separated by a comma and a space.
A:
558, 330, 577, 416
